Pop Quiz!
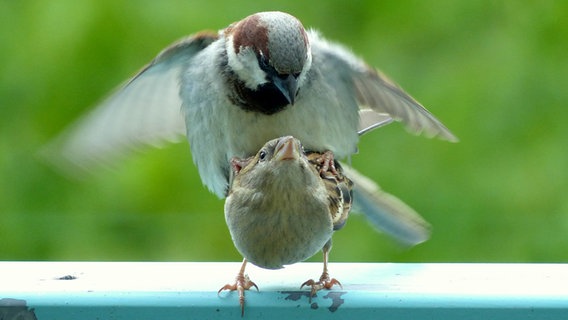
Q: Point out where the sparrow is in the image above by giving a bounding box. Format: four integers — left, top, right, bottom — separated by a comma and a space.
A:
48, 11, 457, 198
220, 135, 431, 314
220, 136, 353, 314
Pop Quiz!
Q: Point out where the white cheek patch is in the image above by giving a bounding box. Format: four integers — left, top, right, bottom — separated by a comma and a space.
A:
226, 36, 268, 89
297, 45, 312, 88
226, 36, 244, 71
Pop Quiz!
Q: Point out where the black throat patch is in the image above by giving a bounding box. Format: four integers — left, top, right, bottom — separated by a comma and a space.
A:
220, 53, 291, 115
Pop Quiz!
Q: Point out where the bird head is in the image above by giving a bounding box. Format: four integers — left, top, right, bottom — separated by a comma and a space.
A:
229, 135, 319, 193
225, 12, 312, 106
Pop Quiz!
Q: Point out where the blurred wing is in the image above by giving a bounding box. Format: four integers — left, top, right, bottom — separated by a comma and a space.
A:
357, 110, 393, 135
353, 69, 457, 141
43, 32, 218, 174
340, 163, 431, 246
309, 30, 458, 142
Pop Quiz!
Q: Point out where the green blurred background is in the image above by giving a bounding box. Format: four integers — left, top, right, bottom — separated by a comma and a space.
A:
1, 1, 567, 262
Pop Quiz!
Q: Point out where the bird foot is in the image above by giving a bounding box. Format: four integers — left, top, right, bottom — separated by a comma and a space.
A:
300, 272, 342, 302
218, 273, 258, 316
314, 150, 338, 176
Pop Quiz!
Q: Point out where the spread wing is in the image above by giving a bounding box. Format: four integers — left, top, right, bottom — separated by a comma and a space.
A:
309, 30, 458, 141
341, 163, 431, 246
43, 32, 218, 174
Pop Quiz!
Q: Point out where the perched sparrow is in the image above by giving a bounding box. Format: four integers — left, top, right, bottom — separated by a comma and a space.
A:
221, 136, 353, 314
220, 135, 430, 314
48, 11, 457, 198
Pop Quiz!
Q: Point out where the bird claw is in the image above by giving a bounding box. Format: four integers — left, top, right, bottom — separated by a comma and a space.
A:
218, 274, 258, 316
300, 273, 342, 302
315, 150, 338, 176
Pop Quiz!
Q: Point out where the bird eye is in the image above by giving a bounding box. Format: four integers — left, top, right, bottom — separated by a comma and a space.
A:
259, 55, 270, 71
259, 150, 267, 161
292, 72, 301, 79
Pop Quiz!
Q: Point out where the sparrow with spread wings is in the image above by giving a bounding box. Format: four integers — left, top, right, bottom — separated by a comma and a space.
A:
52, 11, 456, 198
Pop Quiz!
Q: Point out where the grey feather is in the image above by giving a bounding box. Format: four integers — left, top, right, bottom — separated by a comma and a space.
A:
341, 163, 431, 246
309, 30, 458, 142
357, 110, 393, 135
42, 34, 217, 174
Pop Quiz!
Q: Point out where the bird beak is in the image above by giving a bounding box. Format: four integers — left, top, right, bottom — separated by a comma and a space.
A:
274, 136, 301, 161
272, 74, 298, 105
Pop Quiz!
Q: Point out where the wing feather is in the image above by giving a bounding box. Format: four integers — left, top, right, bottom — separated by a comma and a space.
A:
341, 163, 431, 246
43, 32, 218, 173
309, 30, 457, 141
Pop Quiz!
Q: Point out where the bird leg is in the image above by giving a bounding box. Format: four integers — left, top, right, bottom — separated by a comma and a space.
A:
300, 243, 342, 302
314, 150, 338, 176
218, 258, 258, 316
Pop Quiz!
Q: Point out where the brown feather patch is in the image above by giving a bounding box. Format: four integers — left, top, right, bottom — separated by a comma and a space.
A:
306, 152, 353, 231
232, 14, 270, 59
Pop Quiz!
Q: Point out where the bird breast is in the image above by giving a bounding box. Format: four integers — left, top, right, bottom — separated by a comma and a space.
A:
224, 167, 334, 269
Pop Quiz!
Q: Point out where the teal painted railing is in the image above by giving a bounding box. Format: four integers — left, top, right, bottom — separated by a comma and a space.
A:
1, 262, 567, 319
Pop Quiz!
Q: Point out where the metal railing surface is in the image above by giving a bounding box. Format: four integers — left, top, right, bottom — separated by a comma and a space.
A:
1, 262, 567, 319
